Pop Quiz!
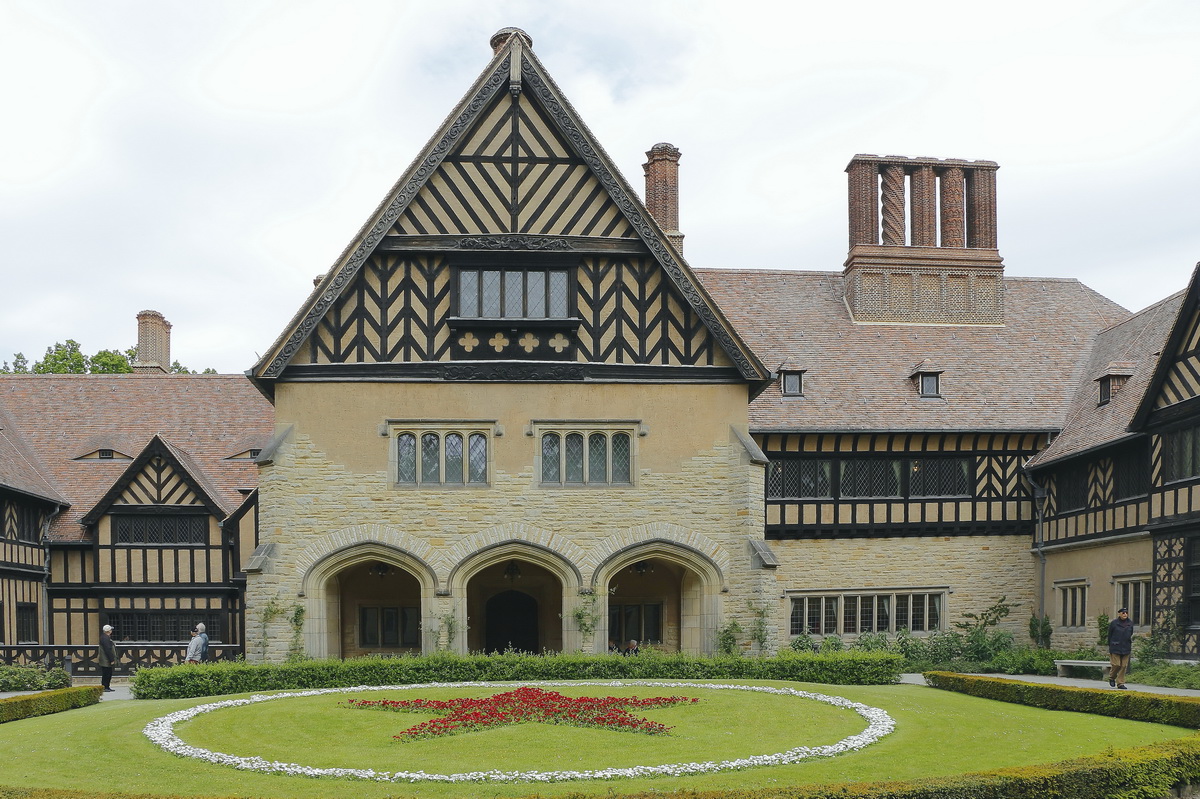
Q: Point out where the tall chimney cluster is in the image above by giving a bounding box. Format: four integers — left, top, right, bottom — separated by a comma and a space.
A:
132, 310, 172, 374
643, 143, 684, 253
843, 155, 1004, 326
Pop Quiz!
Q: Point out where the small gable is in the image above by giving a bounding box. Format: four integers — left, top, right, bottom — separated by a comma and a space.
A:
80, 436, 224, 526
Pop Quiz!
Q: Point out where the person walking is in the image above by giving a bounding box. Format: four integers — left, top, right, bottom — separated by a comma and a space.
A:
98, 624, 117, 692
1108, 607, 1134, 689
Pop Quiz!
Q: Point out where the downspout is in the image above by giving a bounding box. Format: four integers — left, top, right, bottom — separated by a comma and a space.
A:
1023, 464, 1048, 620
40, 503, 66, 650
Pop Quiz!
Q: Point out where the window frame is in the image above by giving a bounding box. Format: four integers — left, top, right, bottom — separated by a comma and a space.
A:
110, 512, 209, 547
766, 456, 972, 500
788, 588, 946, 637
1115, 575, 1152, 628
15, 602, 37, 644
450, 254, 579, 324
917, 372, 941, 397
358, 605, 420, 648
534, 421, 637, 488
390, 420, 495, 488
103, 610, 222, 643
780, 371, 805, 397
1164, 424, 1200, 485
1056, 581, 1088, 628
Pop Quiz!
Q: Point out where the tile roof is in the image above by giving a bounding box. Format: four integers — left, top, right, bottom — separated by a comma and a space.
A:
697, 269, 1131, 432
1027, 290, 1185, 468
0, 374, 274, 542
0, 404, 68, 505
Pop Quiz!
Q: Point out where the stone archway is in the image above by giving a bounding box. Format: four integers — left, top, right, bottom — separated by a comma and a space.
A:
299, 542, 437, 659
593, 541, 724, 654
450, 542, 582, 653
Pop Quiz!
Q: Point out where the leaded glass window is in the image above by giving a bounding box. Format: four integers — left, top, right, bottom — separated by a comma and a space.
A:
112, 514, 207, 545
909, 458, 970, 497
395, 428, 489, 487
457, 268, 573, 319
840, 459, 901, 497
539, 428, 634, 486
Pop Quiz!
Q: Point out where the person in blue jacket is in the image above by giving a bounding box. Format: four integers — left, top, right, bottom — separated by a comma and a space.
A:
1107, 607, 1134, 689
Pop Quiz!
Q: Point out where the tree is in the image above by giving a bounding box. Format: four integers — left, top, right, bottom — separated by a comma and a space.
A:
33, 341, 88, 373
89, 349, 134, 374
0, 353, 29, 373
1, 342, 215, 374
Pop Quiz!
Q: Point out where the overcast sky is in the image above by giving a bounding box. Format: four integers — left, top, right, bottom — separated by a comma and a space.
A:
2, 0, 1198, 374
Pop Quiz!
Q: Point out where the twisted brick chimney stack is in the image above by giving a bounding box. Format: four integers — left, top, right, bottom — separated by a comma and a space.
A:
132, 310, 171, 374
643, 143, 684, 253
843, 155, 1004, 325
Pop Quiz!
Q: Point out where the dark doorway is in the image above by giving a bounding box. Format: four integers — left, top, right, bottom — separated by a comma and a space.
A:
485, 590, 539, 653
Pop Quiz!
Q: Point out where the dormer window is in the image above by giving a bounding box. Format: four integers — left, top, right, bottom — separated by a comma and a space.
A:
1096, 362, 1134, 407
909, 359, 943, 398
249, 449, 262, 459
99, 449, 114, 459
781, 371, 805, 397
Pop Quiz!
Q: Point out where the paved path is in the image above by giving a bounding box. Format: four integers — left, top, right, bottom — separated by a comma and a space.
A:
900, 672, 1200, 697
5, 675, 1200, 702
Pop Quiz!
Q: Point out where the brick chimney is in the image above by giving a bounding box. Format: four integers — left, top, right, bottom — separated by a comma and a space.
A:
132, 310, 172, 374
843, 155, 1003, 325
643, 143, 684, 253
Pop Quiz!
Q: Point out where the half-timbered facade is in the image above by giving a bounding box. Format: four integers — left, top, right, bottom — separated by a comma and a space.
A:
4, 29, 1195, 664
0, 336, 273, 672
1028, 268, 1200, 652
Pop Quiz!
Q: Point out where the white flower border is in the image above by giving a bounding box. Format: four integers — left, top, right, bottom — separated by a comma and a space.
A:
143, 680, 895, 783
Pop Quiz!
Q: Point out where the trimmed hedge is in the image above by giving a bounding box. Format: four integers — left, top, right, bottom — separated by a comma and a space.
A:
925, 671, 1200, 728
0, 737, 1199, 798
0, 686, 103, 724
131, 650, 903, 699
0, 665, 71, 692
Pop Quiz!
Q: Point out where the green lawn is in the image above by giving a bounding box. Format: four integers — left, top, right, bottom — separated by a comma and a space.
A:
0, 680, 1191, 799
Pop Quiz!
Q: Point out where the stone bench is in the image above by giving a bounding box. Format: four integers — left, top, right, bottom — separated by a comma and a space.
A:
1053, 659, 1112, 679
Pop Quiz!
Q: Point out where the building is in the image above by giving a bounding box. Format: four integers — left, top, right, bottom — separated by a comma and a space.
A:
2, 28, 1197, 669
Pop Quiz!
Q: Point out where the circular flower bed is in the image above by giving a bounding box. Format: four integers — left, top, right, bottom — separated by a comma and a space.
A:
143, 680, 895, 783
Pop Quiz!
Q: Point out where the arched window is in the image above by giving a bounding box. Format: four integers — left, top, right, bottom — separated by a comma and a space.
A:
394, 427, 490, 487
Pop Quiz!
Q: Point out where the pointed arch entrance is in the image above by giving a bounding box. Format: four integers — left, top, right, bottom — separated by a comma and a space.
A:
595, 542, 723, 654
452, 543, 581, 654
299, 542, 436, 659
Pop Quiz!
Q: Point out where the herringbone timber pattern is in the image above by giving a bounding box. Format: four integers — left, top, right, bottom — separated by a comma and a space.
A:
389, 92, 635, 238
114, 456, 203, 506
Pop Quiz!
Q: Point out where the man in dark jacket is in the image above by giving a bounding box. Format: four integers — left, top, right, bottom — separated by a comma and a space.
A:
1108, 607, 1134, 689
98, 624, 118, 692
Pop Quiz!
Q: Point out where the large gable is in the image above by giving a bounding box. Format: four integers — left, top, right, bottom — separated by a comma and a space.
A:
1131, 263, 1200, 430
252, 29, 764, 387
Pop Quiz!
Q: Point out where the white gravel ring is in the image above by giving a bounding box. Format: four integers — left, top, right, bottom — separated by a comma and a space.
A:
143, 680, 895, 783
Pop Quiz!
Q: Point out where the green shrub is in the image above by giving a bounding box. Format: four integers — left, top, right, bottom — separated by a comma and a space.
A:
788, 633, 816, 653
925, 671, 1200, 728
0, 665, 71, 692
0, 686, 102, 724
817, 635, 843, 653
130, 650, 903, 699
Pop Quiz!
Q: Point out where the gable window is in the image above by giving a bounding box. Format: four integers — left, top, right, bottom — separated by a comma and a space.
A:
539, 426, 633, 486
457, 267, 571, 320
395, 427, 489, 487
780, 371, 804, 397
112, 513, 208, 545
